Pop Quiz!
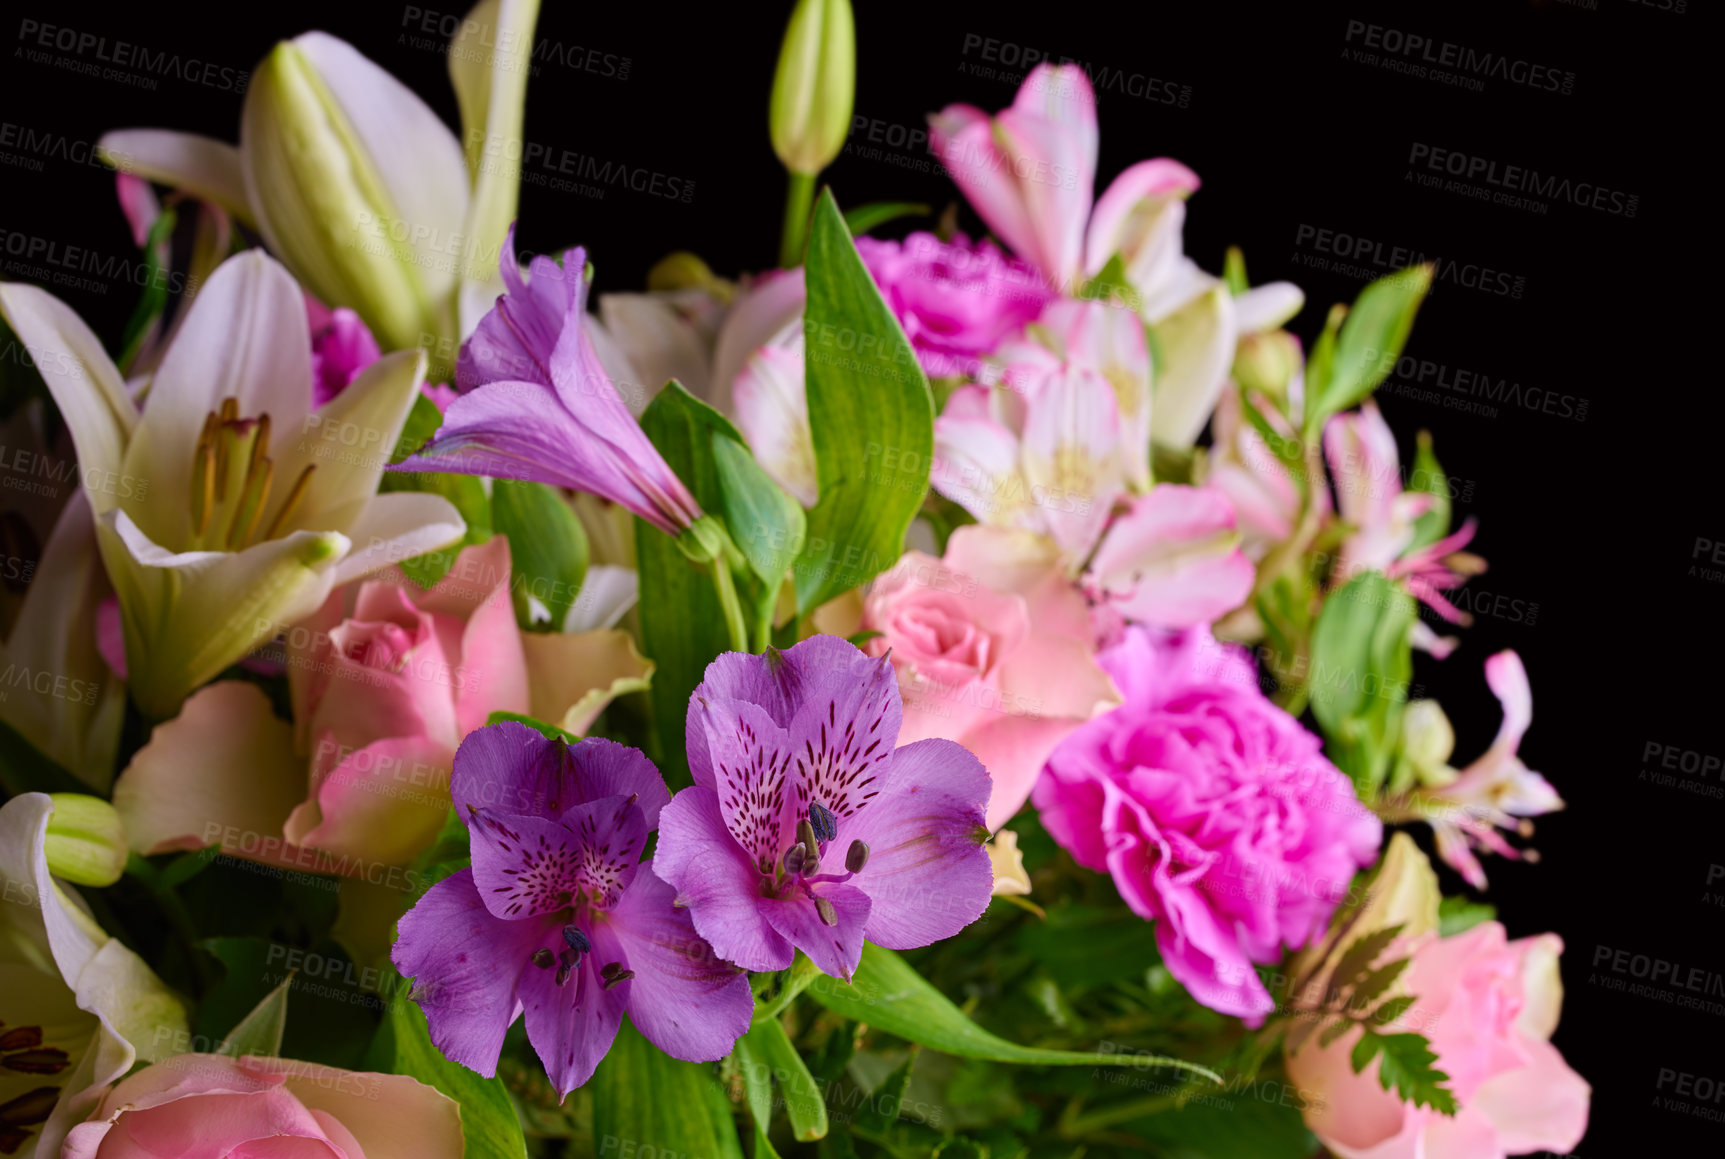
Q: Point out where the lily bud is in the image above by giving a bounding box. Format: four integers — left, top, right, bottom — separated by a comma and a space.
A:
241, 35, 469, 351
769, 0, 856, 175
45, 793, 128, 887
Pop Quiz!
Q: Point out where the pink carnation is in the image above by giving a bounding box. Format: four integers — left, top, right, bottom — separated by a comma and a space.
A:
855, 232, 1052, 378
1033, 625, 1381, 1023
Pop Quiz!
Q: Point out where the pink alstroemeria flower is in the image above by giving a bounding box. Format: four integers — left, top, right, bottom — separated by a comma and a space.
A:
1084, 485, 1256, 630
1324, 401, 1482, 644
1402, 651, 1564, 888
931, 298, 1149, 563
394, 226, 703, 538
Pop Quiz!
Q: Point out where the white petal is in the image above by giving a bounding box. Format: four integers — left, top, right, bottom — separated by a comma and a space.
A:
0, 282, 135, 510
96, 130, 255, 226
0, 494, 124, 789
450, 0, 540, 290
563, 564, 639, 632
330, 490, 465, 586
289, 349, 429, 536
600, 292, 715, 405
122, 251, 312, 549
1148, 284, 1236, 449
1234, 281, 1305, 334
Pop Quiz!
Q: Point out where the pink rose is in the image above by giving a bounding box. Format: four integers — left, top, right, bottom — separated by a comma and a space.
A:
1033, 624, 1381, 1022
863, 526, 1118, 831
856, 232, 1052, 379
284, 535, 530, 864
62, 1053, 463, 1159
1286, 922, 1589, 1158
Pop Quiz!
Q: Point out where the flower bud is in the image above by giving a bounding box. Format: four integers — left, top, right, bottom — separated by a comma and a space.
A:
769, 0, 856, 175
1233, 330, 1302, 402
44, 794, 128, 887
241, 35, 469, 351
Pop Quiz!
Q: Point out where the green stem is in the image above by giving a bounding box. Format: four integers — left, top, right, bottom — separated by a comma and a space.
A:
710, 559, 751, 654
751, 952, 820, 1026
778, 170, 818, 269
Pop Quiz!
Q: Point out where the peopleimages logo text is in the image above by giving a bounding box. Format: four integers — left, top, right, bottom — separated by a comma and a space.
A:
1343, 19, 1575, 94
1408, 144, 1638, 217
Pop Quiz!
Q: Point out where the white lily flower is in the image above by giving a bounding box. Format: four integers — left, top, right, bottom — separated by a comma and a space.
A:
96, 0, 540, 356
0, 251, 464, 720
0, 793, 188, 1158
0, 493, 125, 790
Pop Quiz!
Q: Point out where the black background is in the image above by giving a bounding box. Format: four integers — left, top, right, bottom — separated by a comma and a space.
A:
4, 0, 1715, 1150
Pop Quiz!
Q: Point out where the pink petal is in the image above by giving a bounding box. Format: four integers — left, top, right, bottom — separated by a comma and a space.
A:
1483, 650, 1532, 752
1085, 158, 1200, 278
1087, 485, 1254, 628
285, 734, 457, 867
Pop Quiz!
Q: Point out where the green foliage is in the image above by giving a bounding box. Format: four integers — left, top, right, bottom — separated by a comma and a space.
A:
1438, 896, 1498, 936
842, 201, 931, 235
492, 479, 588, 631
1407, 430, 1452, 553
796, 188, 934, 612
591, 1018, 745, 1159
1308, 570, 1417, 796
1351, 1031, 1459, 1115
217, 972, 291, 1057
1304, 264, 1433, 434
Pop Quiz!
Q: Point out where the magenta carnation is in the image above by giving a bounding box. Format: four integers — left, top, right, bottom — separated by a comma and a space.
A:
855, 231, 1053, 379
1032, 625, 1382, 1023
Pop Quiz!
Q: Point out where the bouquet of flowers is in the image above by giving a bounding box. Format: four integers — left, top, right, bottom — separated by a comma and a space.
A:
0, 1, 1590, 1156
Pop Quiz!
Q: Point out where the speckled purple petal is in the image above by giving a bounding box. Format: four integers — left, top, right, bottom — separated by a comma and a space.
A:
468, 795, 645, 920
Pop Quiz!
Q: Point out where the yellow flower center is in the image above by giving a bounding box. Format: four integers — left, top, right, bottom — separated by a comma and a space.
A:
189, 396, 316, 551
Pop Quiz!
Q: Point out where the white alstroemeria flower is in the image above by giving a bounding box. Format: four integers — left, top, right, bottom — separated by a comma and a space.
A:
0, 251, 464, 720
97, 0, 539, 355
0, 794, 188, 1158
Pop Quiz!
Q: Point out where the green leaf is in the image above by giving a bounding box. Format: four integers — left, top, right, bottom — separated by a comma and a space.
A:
737, 1017, 830, 1142
217, 972, 291, 1057
635, 383, 743, 785
1351, 957, 1411, 1009
735, 1027, 785, 1159
1325, 924, 1405, 999
806, 944, 1218, 1080
1305, 265, 1432, 431
1351, 1030, 1458, 1115
1308, 570, 1416, 795
1406, 430, 1451, 553
796, 189, 935, 612
367, 964, 528, 1159
592, 1017, 744, 1159
117, 206, 179, 370
855, 1051, 918, 1136
1437, 896, 1497, 937
485, 710, 580, 744
1078, 252, 1140, 312
1300, 304, 1345, 437
389, 391, 446, 465
492, 479, 589, 631
1317, 1018, 1356, 1049
1369, 994, 1418, 1027
843, 201, 931, 236
713, 432, 805, 589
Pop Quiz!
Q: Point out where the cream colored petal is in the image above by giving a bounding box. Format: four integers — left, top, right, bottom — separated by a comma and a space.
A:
0, 282, 135, 512
96, 130, 256, 227
520, 627, 653, 736
287, 349, 430, 536
121, 250, 313, 550
450, 0, 540, 290
0, 493, 124, 790
1149, 283, 1236, 450
988, 830, 1032, 896
328, 490, 465, 587
112, 681, 306, 856
97, 510, 348, 721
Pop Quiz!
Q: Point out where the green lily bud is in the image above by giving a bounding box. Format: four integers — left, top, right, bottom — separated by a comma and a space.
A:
769, 0, 856, 175
241, 35, 470, 351
647, 252, 735, 303
1233, 329, 1302, 402
45, 794, 128, 887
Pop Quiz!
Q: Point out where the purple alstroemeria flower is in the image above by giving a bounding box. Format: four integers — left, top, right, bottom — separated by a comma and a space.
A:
391, 226, 703, 537
655, 635, 995, 982
391, 722, 752, 1097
